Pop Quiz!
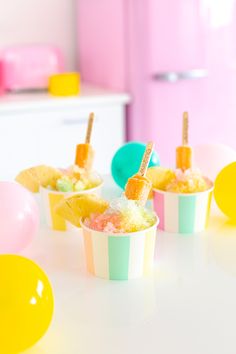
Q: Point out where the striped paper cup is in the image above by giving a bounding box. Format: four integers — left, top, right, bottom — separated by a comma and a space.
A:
81, 219, 158, 280
153, 183, 213, 234
40, 180, 103, 231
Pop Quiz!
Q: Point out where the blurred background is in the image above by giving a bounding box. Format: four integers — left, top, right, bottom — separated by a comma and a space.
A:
1, 0, 236, 178
0, 0, 77, 69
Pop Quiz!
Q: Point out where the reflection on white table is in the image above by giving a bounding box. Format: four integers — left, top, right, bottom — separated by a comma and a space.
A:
21, 177, 236, 354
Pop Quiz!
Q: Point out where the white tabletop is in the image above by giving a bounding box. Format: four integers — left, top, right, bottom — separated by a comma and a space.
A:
22, 177, 236, 354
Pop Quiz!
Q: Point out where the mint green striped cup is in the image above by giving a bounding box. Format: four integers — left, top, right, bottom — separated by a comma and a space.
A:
153, 184, 213, 234
81, 220, 158, 280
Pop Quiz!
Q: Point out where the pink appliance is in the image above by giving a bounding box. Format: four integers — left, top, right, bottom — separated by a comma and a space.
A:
0, 60, 5, 95
0, 45, 64, 91
77, 0, 236, 165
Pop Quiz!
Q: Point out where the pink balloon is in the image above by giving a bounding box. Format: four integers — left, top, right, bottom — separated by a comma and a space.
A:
0, 182, 39, 253
193, 143, 236, 181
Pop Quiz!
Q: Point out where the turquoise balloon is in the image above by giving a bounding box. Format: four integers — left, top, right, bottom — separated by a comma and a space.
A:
111, 141, 160, 189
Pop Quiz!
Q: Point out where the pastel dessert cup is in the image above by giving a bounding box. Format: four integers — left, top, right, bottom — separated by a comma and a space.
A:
153, 181, 213, 234
40, 180, 103, 231
81, 219, 159, 280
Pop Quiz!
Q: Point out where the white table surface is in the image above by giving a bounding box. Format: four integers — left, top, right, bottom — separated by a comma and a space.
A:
20, 176, 236, 354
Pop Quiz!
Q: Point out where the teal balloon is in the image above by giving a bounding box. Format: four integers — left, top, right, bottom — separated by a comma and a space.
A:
111, 142, 160, 189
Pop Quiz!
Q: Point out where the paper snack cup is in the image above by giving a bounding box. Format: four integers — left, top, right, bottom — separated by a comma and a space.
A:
81, 219, 159, 280
153, 183, 213, 234
40, 180, 103, 231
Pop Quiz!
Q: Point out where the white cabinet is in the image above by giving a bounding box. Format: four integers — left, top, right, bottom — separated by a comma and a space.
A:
0, 85, 129, 179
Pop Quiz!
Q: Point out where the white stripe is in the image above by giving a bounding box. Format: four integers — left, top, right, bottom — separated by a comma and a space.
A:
92, 231, 109, 279
144, 230, 157, 275
128, 232, 146, 279
40, 188, 53, 229
164, 193, 179, 232
194, 192, 210, 232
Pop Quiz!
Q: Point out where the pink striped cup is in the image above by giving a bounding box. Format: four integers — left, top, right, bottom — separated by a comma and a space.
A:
81, 218, 159, 280
153, 183, 213, 234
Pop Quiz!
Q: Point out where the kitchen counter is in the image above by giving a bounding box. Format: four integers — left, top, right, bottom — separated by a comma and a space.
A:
0, 85, 130, 114
0, 84, 130, 178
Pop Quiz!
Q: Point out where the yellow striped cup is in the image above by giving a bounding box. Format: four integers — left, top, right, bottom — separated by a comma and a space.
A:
40, 181, 103, 231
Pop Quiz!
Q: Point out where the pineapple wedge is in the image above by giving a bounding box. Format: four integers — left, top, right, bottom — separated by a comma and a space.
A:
146, 166, 175, 190
15, 165, 62, 193
55, 194, 109, 227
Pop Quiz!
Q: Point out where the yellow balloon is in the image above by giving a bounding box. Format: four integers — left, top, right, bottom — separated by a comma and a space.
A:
0, 255, 54, 353
214, 162, 236, 220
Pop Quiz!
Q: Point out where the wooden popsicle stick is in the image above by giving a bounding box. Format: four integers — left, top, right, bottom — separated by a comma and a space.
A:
182, 111, 189, 146
85, 112, 95, 144
138, 141, 154, 177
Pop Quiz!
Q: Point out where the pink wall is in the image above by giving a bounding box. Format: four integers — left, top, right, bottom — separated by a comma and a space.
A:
0, 0, 77, 70
77, 0, 126, 90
